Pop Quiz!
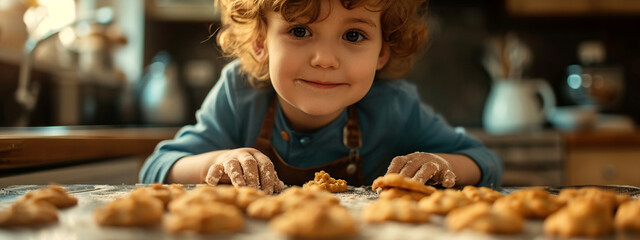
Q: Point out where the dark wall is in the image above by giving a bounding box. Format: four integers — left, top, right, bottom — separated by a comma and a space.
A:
406, 1, 493, 127
407, 0, 640, 127
500, 17, 640, 123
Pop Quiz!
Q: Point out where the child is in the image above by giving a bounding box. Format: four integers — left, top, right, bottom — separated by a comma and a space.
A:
139, 0, 503, 194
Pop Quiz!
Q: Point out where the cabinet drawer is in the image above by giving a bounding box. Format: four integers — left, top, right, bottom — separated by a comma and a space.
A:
566, 147, 640, 186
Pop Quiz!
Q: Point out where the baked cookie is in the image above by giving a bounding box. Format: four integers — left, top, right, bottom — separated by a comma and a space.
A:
244, 196, 282, 220
379, 187, 429, 202
461, 186, 503, 203
418, 189, 472, 215
0, 200, 58, 227
371, 173, 436, 195
493, 187, 563, 219
544, 199, 614, 238
362, 197, 430, 223
168, 186, 222, 214
303, 170, 348, 193
169, 185, 265, 212
235, 186, 268, 209
20, 184, 78, 209
557, 187, 630, 210
94, 194, 163, 227
130, 183, 186, 208
164, 201, 244, 234
614, 199, 640, 232
446, 202, 523, 234
271, 202, 357, 239
246, 186, 339, 220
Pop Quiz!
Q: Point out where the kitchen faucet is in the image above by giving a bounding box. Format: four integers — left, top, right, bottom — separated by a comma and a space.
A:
14, 7, 114, 126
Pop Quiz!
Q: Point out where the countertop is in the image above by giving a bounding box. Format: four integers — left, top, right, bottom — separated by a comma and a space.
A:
561, 130, 640, 148
0, 126, 179, 172
1, 184, 640, 240
468, 128, 640, 147
2, 126, 637, 172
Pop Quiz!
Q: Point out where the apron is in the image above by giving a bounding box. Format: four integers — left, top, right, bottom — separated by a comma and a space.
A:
252, 99, 365, 186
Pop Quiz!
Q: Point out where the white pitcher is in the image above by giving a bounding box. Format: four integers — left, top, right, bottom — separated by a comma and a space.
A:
483, 79, 556, 134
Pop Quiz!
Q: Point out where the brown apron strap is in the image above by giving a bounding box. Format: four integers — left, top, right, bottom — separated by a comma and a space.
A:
343, 106, 362, 149
258, 99, 278, 140
343, 105, 361, 176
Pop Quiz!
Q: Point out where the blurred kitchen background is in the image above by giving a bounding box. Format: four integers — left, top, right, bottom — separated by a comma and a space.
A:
1, 0, 639, 187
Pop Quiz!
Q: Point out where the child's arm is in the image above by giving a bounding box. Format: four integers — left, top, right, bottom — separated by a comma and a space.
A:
166, 148, 284, 194
387, 152, 481, 187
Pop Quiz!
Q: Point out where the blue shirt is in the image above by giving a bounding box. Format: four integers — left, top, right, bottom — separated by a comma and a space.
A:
139, 60, 503, 187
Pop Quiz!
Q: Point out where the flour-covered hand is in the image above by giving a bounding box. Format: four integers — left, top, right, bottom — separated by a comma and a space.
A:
387, 152, 456, 188
204, 148, 284, 194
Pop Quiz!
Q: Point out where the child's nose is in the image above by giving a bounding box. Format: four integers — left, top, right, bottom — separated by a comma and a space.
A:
309, 41, 340, 69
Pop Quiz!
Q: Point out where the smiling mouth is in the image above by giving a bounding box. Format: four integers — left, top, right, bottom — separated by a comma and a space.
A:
298, 79, 345, 89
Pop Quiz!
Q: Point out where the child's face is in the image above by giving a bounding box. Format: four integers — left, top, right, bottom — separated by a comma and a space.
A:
259, 0, 389, 129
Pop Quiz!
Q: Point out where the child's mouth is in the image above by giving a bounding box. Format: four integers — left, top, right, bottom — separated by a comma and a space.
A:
298, 79, 345, 89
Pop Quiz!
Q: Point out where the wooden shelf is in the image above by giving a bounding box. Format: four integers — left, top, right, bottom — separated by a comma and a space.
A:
506, 0, 640, 16
145, 0, 219, 22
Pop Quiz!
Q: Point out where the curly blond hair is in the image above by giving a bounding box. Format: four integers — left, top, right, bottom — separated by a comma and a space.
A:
215, 0, 428, 87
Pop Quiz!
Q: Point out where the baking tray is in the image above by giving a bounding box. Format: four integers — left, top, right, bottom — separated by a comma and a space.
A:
1, 184, 640, 240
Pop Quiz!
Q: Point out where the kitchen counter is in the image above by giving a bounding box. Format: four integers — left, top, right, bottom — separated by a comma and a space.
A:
1, 184, 640, 240
468, 128, 640, 187
562, 129, 640, 148
0, 126, 179, 173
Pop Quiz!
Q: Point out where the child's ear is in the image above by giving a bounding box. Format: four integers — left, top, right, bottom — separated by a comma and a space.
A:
253, 36, 268, 63
376, 44, 391, 70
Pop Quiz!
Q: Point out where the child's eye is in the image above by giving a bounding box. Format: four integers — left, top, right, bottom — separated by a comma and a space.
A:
289, 26, 310, 38
343, 31, 366, 42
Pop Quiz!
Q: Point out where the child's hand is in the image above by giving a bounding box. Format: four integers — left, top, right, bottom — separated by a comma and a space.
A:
386, 152, 456, 188
204, 148, 284, 194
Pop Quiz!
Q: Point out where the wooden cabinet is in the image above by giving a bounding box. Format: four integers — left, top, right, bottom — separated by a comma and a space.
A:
0, 156, 141, 188
564, 131, 640, 186
469, 130, 564, 187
